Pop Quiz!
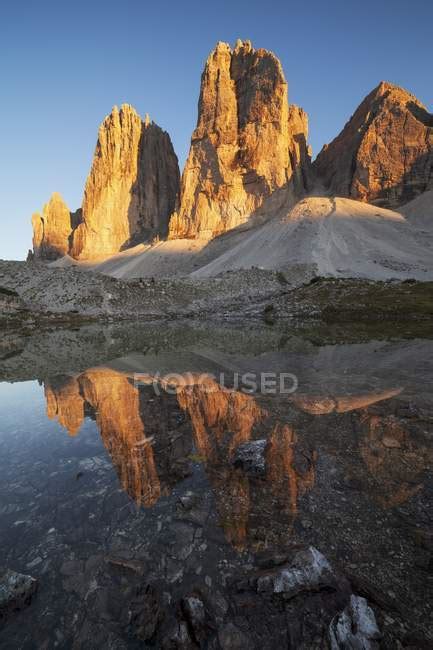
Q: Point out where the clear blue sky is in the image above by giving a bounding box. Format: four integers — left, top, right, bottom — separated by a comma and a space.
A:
1, 0, 432, 259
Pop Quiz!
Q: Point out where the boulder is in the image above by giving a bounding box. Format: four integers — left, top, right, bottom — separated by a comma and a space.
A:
232, 439, 267, 475
329, 594, 381, 649
0, 569, 38, 627
256, 546, 338, 598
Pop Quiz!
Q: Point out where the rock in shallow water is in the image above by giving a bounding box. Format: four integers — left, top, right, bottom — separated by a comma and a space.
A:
329, 594, 381, 649
0, 569, 38, 626
127, 583, 163, 642
218, 621, 250, 649
181, 595, 208, 644
232, 439, 267, 475
256, 546, 336, 597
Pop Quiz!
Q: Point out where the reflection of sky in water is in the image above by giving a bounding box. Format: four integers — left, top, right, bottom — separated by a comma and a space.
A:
0, 380, 42, 413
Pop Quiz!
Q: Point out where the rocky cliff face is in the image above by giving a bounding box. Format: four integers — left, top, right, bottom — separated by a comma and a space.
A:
169, 40, 311, 239
31, 193, 73, 260
71, 105, 180, 259
314, 82, 433, 207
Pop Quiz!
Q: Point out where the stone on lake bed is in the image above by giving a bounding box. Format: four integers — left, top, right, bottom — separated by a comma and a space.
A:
232, 439, 267, 475
181, 595, 208, 643
0, 568, 38, 625
329, 594, 381, 649
256, 546, 336, 596
382, 436, 402, 449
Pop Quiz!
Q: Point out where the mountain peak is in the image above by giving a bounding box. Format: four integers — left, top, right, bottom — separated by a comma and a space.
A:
31, 106, 180, 261
32, 193, 72, 261
70, 107, 179, 259
314, 81, 433, 207
169, 41, 310, 239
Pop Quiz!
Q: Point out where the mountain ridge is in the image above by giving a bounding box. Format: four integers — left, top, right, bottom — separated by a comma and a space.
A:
29, 41, 432, 269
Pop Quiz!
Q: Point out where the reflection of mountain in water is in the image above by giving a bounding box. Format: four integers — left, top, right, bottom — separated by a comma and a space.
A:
44, 370, 318, 548
45, 370, 191, 507
176, 376, 266, 549
358, 411, 433, 507
176, 377, 317, 549
290, 388, 403, 415
44, 367, 430, 548
46, 376, 84, 437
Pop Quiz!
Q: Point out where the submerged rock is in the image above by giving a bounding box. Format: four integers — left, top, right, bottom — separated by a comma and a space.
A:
218, 621, 250, 649
0, 569, 38, 626
181, 595, 208, 644
329, 594, 381, 649
233, 439, 267, 475
127, 583, 163, 642
162, 619, 193, 649
256, 546, 337, 597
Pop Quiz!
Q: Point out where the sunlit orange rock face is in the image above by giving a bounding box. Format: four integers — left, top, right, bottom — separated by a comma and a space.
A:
314, 82, 433, 207
79, 369, 162, 506
169, 40, 311, 239
289, 389, 432, 511
266, 423, 316, 515
71, 105, 180, 259
176, 375, 265, 461
31, 193, 74, 260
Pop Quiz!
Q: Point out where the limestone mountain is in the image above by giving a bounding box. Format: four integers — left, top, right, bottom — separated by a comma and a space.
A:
29, 51, 433, 266
314, 81, 433, 208
70, 105, 180, 259
169, 40, 312, 239
31, 192, 74, 260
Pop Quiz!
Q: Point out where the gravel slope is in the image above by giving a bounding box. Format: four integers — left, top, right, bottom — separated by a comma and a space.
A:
398, 190, 433, 229
193, 197, 433, 280
53, 196, 433, 282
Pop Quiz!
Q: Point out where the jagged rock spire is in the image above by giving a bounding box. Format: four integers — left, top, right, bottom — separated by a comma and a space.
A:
169, 40, 311, 239
32, 192, 73, 260
70, 104, 180, 259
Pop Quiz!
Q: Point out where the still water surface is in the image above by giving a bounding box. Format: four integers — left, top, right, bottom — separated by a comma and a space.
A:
0, 323, 432, 647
